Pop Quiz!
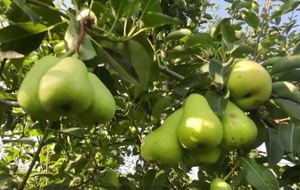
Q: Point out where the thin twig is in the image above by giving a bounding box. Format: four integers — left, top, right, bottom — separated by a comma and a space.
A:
26, 0, 69, 19
0, 58, 7, 78
19, 122, 52, 190
0, 99, 20, 107
253, 0, 271, 60
159, 65, 184, 81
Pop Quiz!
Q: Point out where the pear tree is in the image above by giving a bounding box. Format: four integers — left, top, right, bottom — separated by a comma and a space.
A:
0, 0, 300, 190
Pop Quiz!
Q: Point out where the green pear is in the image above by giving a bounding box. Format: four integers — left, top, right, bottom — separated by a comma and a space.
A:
177, 94, 223, 150
184, 146, 221, 166
210, 178, 232, 190
18, 56, 59, 120
39, 57, 92, 115
227, 59, 272, 111
76, 73, 116, 125
140, 109, 184, 168
220, 101, 258, 149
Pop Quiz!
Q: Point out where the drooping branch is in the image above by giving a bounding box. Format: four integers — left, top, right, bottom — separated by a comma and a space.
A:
159, 65, 184, 81
0, 99, 20, 107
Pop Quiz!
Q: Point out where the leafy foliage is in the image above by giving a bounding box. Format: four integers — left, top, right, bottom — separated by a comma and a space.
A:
0, 0, 300, 189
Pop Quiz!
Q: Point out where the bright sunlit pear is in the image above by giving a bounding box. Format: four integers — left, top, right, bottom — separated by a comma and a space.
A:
177, 94, 223, 150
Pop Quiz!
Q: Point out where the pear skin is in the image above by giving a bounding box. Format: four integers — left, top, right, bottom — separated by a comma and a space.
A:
76, 73, 116, 125
18, 56, 59, 120
141, 109, 184, 168
184, 146, 221, 166
227, 59, 272, 111
210, 178, 232, 190
178, 94, 223, 150
39, 57, 92, 115
220, 101, 258, 149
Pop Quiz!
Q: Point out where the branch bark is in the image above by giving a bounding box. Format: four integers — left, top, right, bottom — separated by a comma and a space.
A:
0, 58, 7, 79
0, 99, 20, 107
159, 65, 184, 81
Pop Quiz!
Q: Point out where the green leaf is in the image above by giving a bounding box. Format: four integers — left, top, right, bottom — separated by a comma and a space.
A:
142, 13, 179, 28
220, 21, 236, 43
126, 40, 150, 92
142, 169, 156, 190
278, 123, 300, 159
0, 24, 46, 55
173, 73, 210, 97
231, 44, 253, 57
3, 137, 36, 146
271, 0, 300, 19
94, 43, 140, 86
64, 13, 96, 61
55, 128, 84, 137
242, 10, 260, 30
185, 33, 214, 47
205, 90, 229, 116
0, 174, 13, 185
151, 170, 168, 190
110, 0, 139, 18
168, 45, 197, 59
265, 128, 284, 169
141, 0, 162, 13
0, 50, 24, 59
0, 92, 17, 100
151, 97, 172, 119
273, 98, 300, 121
12, 0, 41, 24
241, 158, 280, 190
97, 169, 120, 190
209, 58, 234, 90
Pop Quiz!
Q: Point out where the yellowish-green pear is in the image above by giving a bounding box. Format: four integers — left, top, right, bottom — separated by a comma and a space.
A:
227, 59, 272, 111
220, 101, 258, 149
18, 56, 59, 120
140, 109, 184, 168
184, 146, 221, 166
210, 178, 232, 190
76, 73, 116, 125
39, 57, 92, 115
177, 94, 223, 150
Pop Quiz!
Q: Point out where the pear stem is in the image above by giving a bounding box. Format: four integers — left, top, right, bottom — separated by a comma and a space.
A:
19, 122, 52, 190
60, 49, 75, 59
224, 160, 241, 181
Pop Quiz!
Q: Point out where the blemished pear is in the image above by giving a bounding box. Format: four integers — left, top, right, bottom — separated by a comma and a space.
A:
141, 109, 184, 168
227, 59, 272, 111
220, 101, 258, 149
39, 57, 93, 115
76, 73, 116, 125
210, 178, 232, 190
177, 94, 223, 150
184, 146, 221, 166
18, 56, 59, 120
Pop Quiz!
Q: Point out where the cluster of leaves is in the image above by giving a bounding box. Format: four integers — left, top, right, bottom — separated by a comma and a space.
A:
0, 0, 300, 189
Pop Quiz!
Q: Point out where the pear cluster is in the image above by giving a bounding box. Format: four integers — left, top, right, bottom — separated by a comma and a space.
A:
141, 94, 258, 168
140, 59, 272, 168
18, 56, 116, 125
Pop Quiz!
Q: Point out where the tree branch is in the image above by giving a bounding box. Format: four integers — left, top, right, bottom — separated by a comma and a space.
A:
0, 99, 20, 107
159, 65, 184, 81
0, 58, 7, 79
26, 0, 69, 19
19, 122, 52, 190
